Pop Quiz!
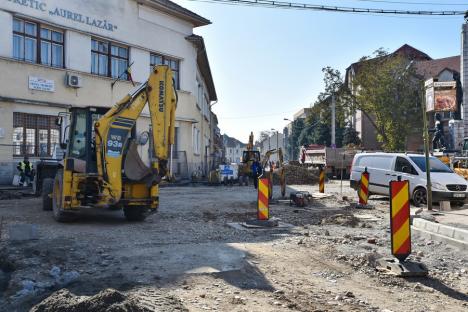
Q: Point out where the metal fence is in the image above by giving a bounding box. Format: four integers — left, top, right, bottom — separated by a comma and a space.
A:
0, 144, 193, 184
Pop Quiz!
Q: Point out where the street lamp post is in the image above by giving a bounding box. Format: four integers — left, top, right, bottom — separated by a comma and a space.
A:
271, 128, 279, 163
271, 128, 279, 151
421, 82, 433, 210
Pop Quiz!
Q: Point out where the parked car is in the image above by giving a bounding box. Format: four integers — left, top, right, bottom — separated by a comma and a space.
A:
350, 153, 468, 207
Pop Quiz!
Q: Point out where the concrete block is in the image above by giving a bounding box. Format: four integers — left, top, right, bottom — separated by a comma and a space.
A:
438, 225, 455, 239
424, 221, 440, 233
412, 226, 467, 251
453, 228, 468, 242
439, 201, 451, 211
8, 224, 39, 241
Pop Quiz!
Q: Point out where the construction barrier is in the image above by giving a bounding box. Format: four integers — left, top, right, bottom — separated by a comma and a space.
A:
257, 178, 270, 220
390, 178, 411, 262
359, 168, 370, 205
319, 168, 325, 193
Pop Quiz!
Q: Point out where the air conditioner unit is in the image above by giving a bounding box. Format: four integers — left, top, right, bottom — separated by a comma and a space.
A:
67, 73, 82, 88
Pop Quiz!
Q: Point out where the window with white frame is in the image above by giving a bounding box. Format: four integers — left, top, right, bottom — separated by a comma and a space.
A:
192, 125, 200, 155
196, 78, 203, 110
13, 17, 64, 68
203, 95, 210, 119
91, 38, 129, 79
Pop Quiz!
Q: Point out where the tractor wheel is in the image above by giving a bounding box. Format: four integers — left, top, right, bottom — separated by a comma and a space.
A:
42, 178, 54, 211
124, 206, 150, 222
52, 170, 75, 222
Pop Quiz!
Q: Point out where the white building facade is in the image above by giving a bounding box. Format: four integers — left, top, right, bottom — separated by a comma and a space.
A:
257, 132, 285, 163
0, 0, 217, 183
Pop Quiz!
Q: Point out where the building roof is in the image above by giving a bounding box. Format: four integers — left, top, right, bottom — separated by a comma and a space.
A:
345, 44, 432, 85
142, 0, 211, 27
186, 34, 217, 101
414, 55, 460, 80
223, 134, 246, 148
293, 108, 312, 120
393, 44, 432, 61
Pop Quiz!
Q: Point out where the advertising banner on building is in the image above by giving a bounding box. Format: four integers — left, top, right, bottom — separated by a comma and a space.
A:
425, 87, 434, 112
425, 80, 457, 112
434, 89, 457, 112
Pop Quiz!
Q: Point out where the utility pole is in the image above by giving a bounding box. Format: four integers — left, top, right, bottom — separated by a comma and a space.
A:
331, 94, 336, 148
421, 82, 433, 210
276, 131, 279, 151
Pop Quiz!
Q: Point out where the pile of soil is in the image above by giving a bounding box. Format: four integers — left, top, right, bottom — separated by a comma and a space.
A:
274, 165, 319, 185
320, 214, 359, 227
31, 288, 188, 312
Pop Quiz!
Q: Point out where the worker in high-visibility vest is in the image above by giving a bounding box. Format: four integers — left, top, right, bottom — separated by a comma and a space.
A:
17, 156, 34, 187
251, 159, 263, 190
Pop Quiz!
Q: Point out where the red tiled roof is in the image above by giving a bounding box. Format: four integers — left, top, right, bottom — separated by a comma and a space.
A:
414, 55, 460, 80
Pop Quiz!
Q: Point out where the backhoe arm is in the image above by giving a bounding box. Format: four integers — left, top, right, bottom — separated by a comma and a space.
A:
247, 132, 254, 151
95, 65, 177, 205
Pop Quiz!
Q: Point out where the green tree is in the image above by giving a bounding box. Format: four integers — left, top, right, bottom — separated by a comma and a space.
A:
301, 67, 347, 147
288, 118, 305, 160
351, 49, 422, 151
342, 124, 361, 146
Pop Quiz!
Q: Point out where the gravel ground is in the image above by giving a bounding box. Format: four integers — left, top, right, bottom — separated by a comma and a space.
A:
0, 181, 466, 311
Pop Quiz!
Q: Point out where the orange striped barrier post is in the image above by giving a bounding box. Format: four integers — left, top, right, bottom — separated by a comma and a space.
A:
359, 168, 370, 205
319, 167, 325, 193
258, 178, 269, 221
390, 177, 411, 262
376, 177, 427, 276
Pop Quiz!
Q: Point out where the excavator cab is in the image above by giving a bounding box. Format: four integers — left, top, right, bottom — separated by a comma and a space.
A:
64, 107, 110, 173
242, 150, 261, 163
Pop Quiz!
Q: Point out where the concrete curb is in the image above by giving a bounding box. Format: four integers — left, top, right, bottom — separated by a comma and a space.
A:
412, 218, 468, 251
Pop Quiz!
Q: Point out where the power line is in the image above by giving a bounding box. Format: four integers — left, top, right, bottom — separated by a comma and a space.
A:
222, 109, 298, 120
186, 0, 466, 15
343, 0, 468, 6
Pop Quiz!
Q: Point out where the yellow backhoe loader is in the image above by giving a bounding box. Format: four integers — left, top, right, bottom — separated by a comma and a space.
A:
42, 65, 177, 222
261, 148, 286, 199
238, 132, 261, 186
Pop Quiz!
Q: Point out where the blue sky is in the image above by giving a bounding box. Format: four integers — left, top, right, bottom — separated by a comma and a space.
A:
174, 0, 467, 143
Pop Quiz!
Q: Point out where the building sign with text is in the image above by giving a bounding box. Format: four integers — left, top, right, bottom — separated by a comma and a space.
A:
6, 0, 118, 32
29, 76, 55, 92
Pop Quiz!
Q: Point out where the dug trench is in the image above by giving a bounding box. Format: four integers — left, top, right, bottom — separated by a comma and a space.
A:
0, 182, 466, 311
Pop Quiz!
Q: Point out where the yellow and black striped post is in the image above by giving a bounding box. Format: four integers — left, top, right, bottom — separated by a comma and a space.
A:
258, 178, 269, 220
359, 168, 370, 205
390, 178, 411, 262
319, 167, 325, 193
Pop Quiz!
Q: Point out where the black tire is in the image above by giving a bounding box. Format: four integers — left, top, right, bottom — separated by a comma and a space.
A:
412, 187, 427, 207
42, 178, 54, 211
52, 170, 75, 222
124, 206, 150, 221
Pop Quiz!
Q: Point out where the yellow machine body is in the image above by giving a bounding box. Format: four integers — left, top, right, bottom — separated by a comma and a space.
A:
54, 65, 177, 220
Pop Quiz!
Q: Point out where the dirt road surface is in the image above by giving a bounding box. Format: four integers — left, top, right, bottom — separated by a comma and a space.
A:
0, 181, 467, 311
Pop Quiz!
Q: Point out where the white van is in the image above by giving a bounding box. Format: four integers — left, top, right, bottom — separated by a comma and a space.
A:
350, 153, 468, 207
